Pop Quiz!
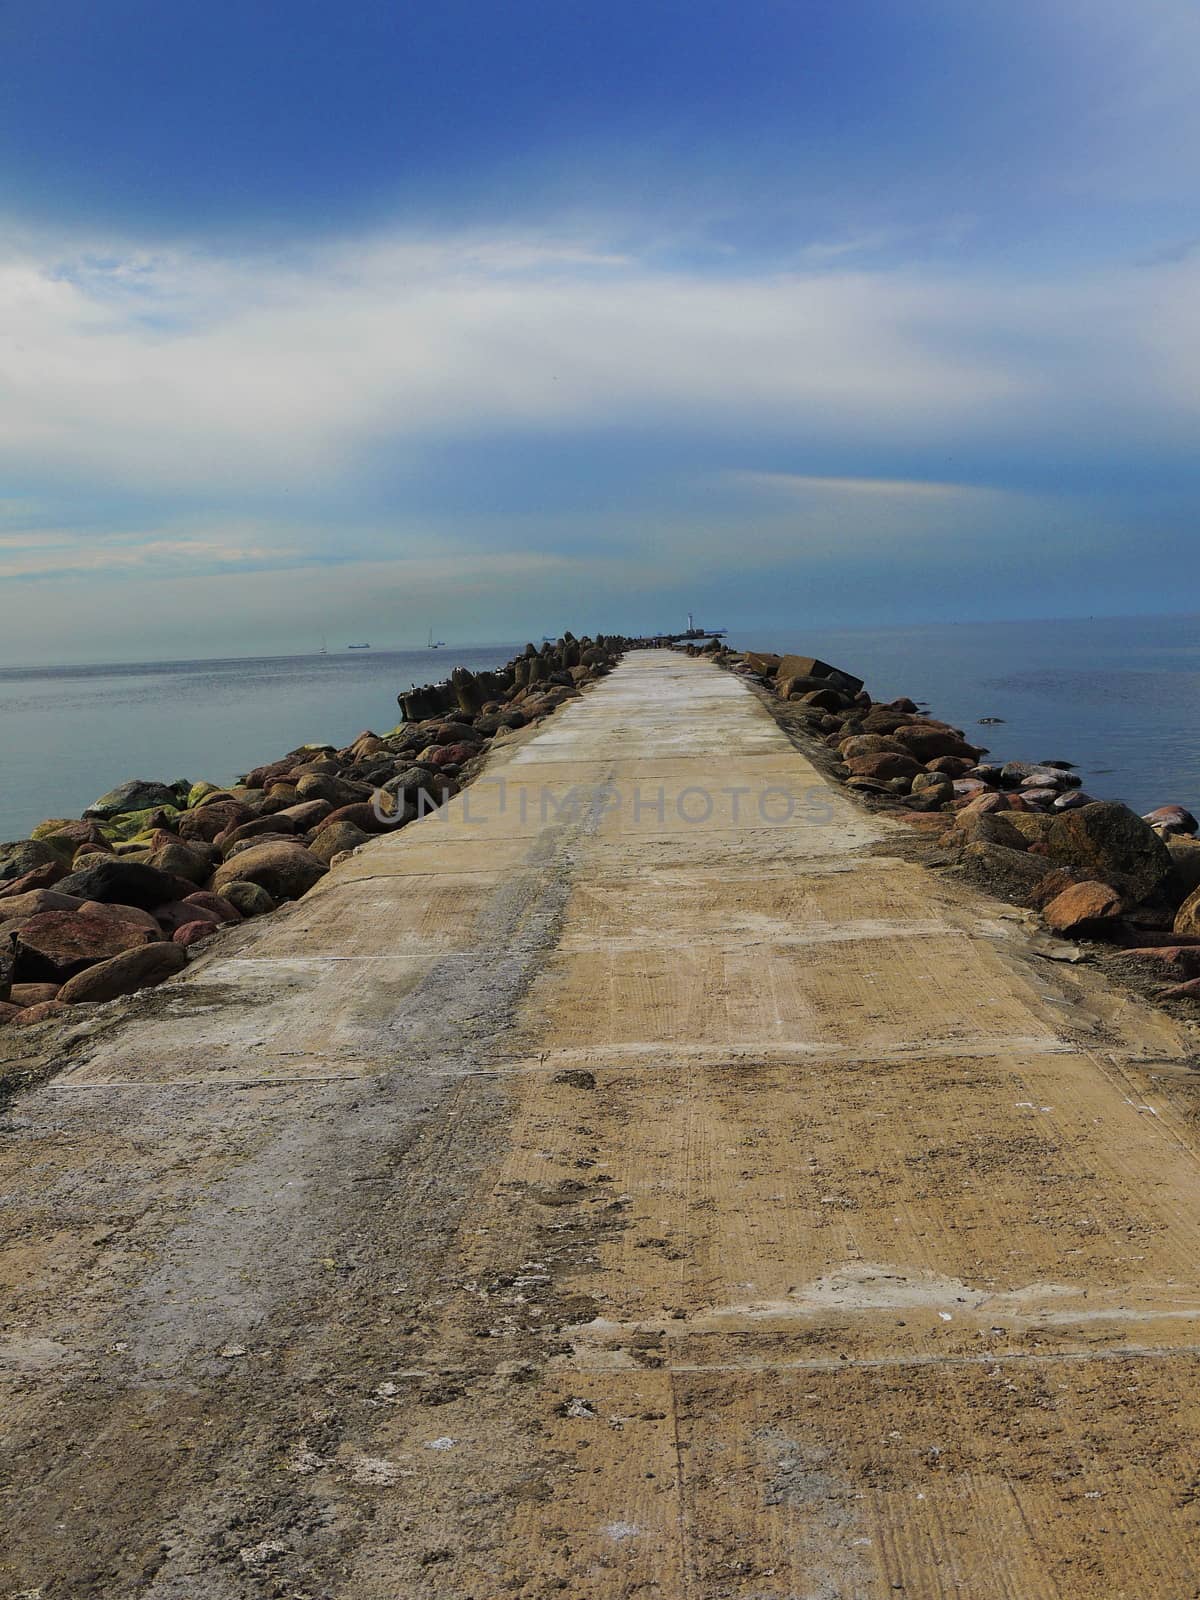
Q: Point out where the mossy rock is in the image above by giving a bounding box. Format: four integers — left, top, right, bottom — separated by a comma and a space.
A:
100, 805, 182, 843
187, 781, 221, 808
30, 817, 77, 841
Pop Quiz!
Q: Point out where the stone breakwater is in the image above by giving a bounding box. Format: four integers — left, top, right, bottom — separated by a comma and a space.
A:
0, 631, 632, 1031
693, 639, 1200, 998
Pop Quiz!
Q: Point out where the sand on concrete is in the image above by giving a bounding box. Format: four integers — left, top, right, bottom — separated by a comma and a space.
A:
2, 650, 1200, 1598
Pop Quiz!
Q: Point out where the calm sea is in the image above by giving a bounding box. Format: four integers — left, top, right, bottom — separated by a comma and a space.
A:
0, 644, 521, 840
731, 613, 1200, 819
2, 616, 1199, 840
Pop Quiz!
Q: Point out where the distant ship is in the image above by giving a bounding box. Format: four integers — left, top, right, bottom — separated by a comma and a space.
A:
427, 627, 446, 649
347, 642, 371, 650
317, 635, 328, 655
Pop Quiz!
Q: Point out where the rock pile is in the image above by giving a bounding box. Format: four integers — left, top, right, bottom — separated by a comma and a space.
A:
0, 631, 629, 1027
710, 643, 1200, 971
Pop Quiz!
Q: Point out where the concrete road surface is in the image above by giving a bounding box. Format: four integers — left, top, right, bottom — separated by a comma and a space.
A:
3, 650, 1200, 1597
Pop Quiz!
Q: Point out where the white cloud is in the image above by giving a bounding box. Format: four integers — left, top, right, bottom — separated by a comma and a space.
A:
727, 471, 990, 502
0, 216, 1198, 664
0, 228, 1041, 493
0, 221, 1196, 509
0, 518, 304, 580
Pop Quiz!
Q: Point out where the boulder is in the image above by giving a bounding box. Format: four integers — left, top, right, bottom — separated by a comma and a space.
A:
1173, 883, 1200, 940
13, 907, 162, 983
308, 821, 372, 864
223, 832, 295, 861
1045, 801, 1172, 903
1005, 812, 1055, 845
173, 920, 219, 948
31, 819, 108, 850
77, 900, 162, 932
1026, 867, 1080, 909
347, 730, 385, 759
780, 673, 854, 700
1000, 761, 1036, 785
1043, 881, 1123, 937
1022, 768, 1079, 791
925, 756, 975, 777
0, 862, 69, 898
424, 741, 477, 769
12, 1000, 73, 1027
153, 899, 224, 935
838, 735, 910, 760
182, 890, 243, 923
100, 804, 182, 843
954, 791, 1008, 821
0, 876, 81, 915
295, 773, 369, 808
0, 943, 10, 1003
177, 800, 252, 843
242, 761, 295, 790
799, 687, 851, 712
228, 786, 268, 810
775, 655, 864, 695
910, 772, 954, 800
892, 726, 982, 763
84, 779, 179, 820
273, 800, 334, 831
212, 840, 326, 902
961, 841, 1061, 902
1052, 790, 1095, 811
54, 858, 186, 910
72, 843, 114, 863
187, 780, 221, 808
844, 752, 922, 783
58, 941, 188, 1003
0, 840, 63, 884
194, 788, 246, 808
0, 1001, 20, 1026
217, 814, 295, 851
260, 785, 301, 811
1166, 837, 1200, 902
475, 709, 526, 735
952, 810, 1031, 852
1144, 805, 1199, 837
384, 766, 439, 802
220, 880, 276, 917
860, 710, 910, 736
0, 889, 86, 923
844, 777, 894, 796
287, 759, 341, 780
147, 840, 212, 886
10, 982, 61, 1006
321, 801, 399, 834
903, 789, 949, 813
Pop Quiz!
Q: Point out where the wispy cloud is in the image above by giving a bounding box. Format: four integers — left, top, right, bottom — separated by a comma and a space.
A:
2, 221, 1198, 512
727, 471, 992, 502
1, 212, 1199, 655
0, 524, 299, 581
0, 227, 1040, 496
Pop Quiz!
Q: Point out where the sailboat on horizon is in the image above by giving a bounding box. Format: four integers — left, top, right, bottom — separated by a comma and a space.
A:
427, 627, 446, 649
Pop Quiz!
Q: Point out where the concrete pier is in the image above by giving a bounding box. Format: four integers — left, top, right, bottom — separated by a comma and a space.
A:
3, 650, 1200, 1597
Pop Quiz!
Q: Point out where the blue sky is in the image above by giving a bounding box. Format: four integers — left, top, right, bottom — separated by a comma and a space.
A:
1, 0, 1199, 660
